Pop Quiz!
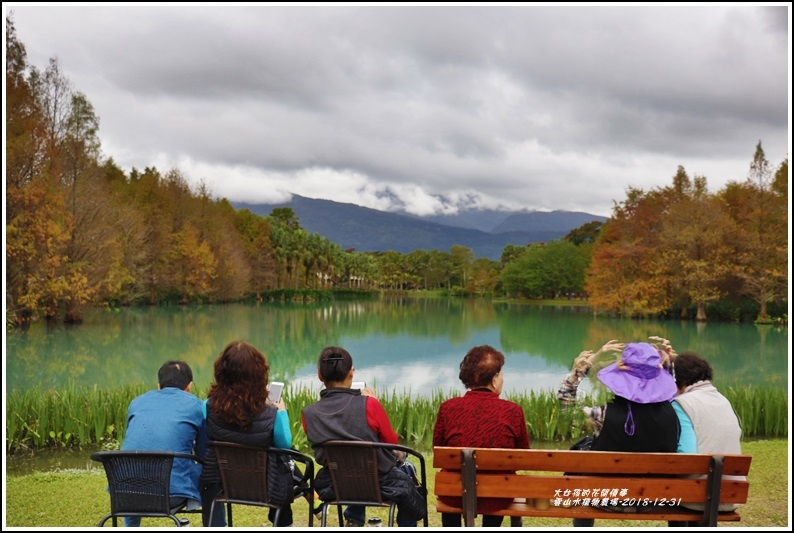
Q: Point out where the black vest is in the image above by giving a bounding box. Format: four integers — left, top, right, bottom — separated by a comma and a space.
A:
302, 387, 396, 473
591, 396, 679, 452
201, 402, 278, 481
200, 402, 294, 504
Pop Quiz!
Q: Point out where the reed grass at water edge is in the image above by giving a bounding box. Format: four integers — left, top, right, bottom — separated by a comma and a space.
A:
6, 382, 788, 454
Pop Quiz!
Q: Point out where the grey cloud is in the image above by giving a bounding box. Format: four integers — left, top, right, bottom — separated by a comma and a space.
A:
8, 4, 789, 218
758, 5, 789, 35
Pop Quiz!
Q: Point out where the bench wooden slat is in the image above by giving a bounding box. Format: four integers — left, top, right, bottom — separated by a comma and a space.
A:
433, 447, 752, 476
435, 500, 743, 522
432, 447, 752, 527
435, 471, 750, 502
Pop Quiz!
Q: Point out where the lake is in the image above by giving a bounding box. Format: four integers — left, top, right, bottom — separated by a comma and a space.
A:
5, 297, 789, 475
6, 298, 789, 397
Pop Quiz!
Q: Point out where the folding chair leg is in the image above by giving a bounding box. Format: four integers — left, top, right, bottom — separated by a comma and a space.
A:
109, 515, 117, 527
320, 503, 330, 527
209, 500, 217, 527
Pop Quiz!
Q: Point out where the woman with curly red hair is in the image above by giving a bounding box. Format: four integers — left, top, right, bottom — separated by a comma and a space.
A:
200, 340, 298, 527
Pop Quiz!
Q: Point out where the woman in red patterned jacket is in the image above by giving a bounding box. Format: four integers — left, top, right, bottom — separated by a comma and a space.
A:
433, 345, 530, 527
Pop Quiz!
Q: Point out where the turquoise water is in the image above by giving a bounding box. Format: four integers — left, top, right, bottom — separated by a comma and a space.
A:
4, 298, 788, 475
6, 298, 788, 396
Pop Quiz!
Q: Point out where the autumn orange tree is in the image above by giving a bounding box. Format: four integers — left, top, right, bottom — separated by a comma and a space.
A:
655, 168, 737, 321
729, 144, 788, 320
7, 14, 387, 326
586, 186, 672, 317
586, 147, 788, 322
6, 16, 78, 322
234, 206, 278, 297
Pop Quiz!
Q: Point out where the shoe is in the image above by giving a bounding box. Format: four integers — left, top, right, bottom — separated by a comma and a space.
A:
345, 518, 365, 527
294, 484, 311, 498
313, 502, 324, 519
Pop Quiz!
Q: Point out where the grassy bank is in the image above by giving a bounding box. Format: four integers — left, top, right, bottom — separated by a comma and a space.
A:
4, 439, 789, 528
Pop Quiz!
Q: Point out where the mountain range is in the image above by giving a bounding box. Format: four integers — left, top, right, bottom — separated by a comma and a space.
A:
232, 195, 607, 260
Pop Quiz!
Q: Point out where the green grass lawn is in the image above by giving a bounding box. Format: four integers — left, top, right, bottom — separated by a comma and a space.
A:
4, 439, 788, 528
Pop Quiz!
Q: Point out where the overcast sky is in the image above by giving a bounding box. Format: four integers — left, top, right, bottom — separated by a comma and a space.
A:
5, 3, 790, 218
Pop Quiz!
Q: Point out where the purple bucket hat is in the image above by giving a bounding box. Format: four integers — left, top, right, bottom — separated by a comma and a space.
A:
596, 342, 677, 404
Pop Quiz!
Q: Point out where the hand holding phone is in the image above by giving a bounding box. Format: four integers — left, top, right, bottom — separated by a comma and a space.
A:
268, 381, 284, 403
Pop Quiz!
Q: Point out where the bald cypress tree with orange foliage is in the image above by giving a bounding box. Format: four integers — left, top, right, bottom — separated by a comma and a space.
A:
587, 150, 787, 322
6, 15, 74, 323
585, 187, 672, 317
723, 143, 788, 321
654, 168, 736, 321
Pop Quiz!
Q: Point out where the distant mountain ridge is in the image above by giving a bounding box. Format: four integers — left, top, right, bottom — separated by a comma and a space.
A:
233, 195, 607, 260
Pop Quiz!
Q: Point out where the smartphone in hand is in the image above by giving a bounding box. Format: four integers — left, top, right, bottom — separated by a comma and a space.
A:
268, 381, 284, 403
351, 381, 366, 390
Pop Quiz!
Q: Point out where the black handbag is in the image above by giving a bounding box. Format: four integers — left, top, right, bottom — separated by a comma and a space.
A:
570, 435, 594, 451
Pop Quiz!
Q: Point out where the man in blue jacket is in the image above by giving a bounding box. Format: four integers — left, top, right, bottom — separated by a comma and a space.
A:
120, 360, 206, 527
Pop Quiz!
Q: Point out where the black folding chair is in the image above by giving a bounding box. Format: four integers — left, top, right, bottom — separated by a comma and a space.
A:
318, 440, 428, 527
91, 450, 203, 527
208, 441, 315, 527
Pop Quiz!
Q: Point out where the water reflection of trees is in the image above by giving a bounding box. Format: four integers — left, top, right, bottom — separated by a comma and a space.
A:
6, 300, 787, 392
495, 303, 787, 387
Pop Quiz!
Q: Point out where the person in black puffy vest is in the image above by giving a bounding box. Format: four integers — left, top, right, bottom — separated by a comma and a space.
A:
200, 340, 300, 527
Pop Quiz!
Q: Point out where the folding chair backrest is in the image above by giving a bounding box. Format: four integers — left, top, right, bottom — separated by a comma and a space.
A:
213, 441, 270, 505
323, 441, 384, 504
92, 451, 175, 516
208, 441, 316, 527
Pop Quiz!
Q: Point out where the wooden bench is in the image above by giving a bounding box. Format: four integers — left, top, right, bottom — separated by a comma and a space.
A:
433, 447, 751, 527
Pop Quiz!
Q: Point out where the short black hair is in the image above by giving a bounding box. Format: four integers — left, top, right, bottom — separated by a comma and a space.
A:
158, 360, 193, 390
673, 352, 713, 388
317, 346, 353, 383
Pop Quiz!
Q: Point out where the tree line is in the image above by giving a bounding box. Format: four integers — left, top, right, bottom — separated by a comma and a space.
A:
587, 153, 787, 322
5, 15, 788, 326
